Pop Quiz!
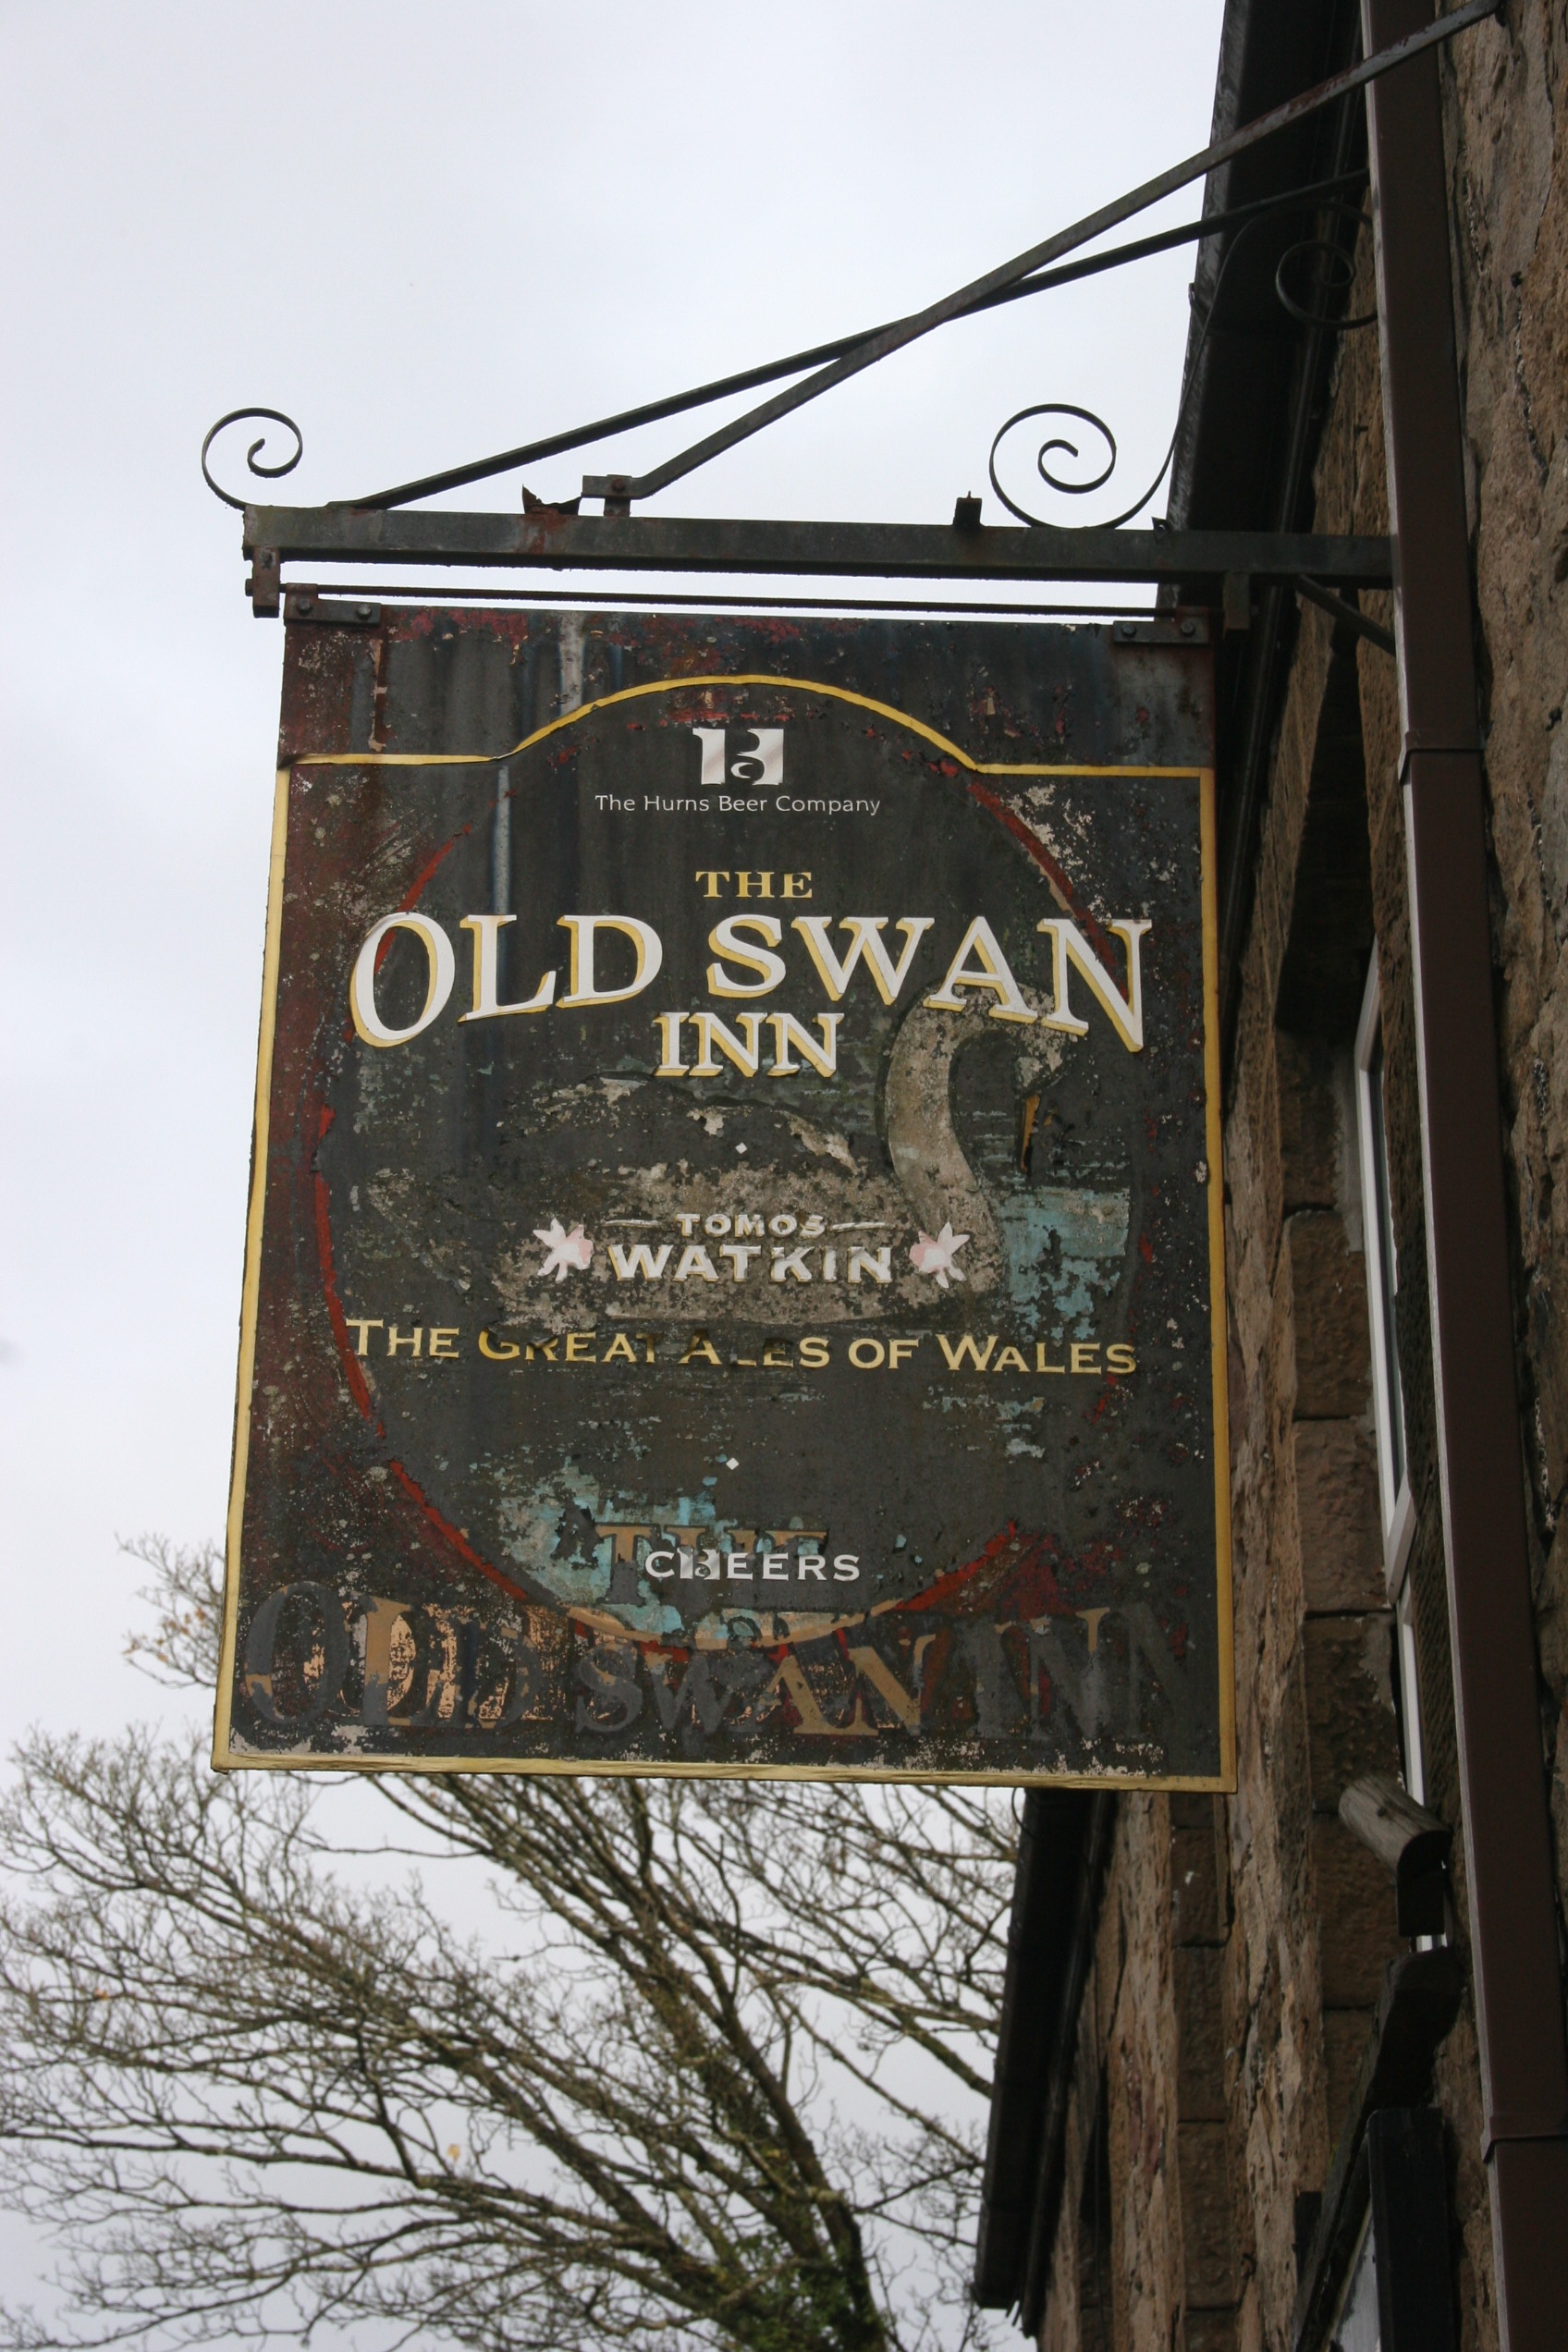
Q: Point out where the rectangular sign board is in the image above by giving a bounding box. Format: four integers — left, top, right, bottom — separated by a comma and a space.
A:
215, 606, 1231, 1784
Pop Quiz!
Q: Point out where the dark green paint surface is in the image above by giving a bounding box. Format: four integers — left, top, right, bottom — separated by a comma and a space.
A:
223, 607, 1224, 1782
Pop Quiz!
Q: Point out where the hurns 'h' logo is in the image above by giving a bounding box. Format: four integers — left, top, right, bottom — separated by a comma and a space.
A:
692, 727, 785, 788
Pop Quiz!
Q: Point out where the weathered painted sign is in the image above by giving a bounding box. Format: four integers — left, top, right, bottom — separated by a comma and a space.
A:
214, 606, 1231, 1784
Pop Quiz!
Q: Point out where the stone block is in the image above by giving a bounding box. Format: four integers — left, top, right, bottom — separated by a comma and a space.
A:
1519, 105, 1568, 471
1270, 1648, 1317, 1895
1231, 988, 1282, 1279
1311, 1815, 1401, 2007
1178, 2119, 1241, 2306
1286, 1213, 1371, 1419
1276, 1033, 1341, 1211
1303, 1613, 1399, 1804
1293, 1422, 1384, 1611
1170, 1794, 1226, 1946
1183, 2308, 1238, 2352
1176, 1946, 1227, 2123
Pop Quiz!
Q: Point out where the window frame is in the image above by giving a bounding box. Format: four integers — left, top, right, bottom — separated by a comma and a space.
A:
1355, 949, 1425, 1810
1354, 949, 1416, 1595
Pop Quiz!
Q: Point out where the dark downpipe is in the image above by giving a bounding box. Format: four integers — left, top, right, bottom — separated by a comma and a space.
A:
1363, 6, 1568, 2343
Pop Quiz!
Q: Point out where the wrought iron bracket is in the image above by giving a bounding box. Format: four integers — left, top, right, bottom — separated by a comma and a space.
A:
282, 590, 383, 628
203, 8, 1498, 545
571, 0, 1497, 514
245, 545, 281, 619
1295, 574, 1396, 654
211, 4, 1490, 623
239, 503, 1390, 618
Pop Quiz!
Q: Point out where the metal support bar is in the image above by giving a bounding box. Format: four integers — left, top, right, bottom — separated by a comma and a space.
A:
1365, 7, 1568, 2346
283, 582, 1205, 632
1295, 575, 1396, 654
342, 175, 1367, 514
239, 504, 1390, 612
582, 0, 1498, 508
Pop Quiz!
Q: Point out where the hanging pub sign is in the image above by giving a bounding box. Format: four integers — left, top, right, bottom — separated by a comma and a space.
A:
214, 605, 1231, 1786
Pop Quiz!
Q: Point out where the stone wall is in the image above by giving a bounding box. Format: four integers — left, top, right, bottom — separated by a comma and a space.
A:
1031, 9, 1568, 2347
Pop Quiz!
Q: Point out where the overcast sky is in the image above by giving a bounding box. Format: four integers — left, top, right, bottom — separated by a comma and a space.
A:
0, 0, 1223, 2324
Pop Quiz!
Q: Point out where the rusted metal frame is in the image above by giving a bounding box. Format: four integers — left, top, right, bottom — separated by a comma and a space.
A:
578, 0, 1499, 510
1363, 6, 1568, 2346
240, 506, 1392, 619
286, 582, 1197, 627
343, 174, 1367, 516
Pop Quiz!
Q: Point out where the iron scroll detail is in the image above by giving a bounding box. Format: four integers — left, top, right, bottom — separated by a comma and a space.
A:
986, 404, 1118, 533
986, 201, 1371, 533
201, 409, 304, 511
987, 406, 1126, 533
986, 214, 1264, 533
1273, 202, 1377, 331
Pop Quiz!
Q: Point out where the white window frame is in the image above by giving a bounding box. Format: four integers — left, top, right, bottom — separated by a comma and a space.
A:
1354, 950, 1416, 1588
1394, 1581, 1426, 1808
1355, 949, 1424, 1806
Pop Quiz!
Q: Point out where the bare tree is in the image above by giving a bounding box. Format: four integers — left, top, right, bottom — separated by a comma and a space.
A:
0, 1540, 1016, 2352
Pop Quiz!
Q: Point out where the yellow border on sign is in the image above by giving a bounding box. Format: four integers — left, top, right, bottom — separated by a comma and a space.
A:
214, 768, 290, 1765
214, 668, 1233, 1791
286, 671, 1205, 778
